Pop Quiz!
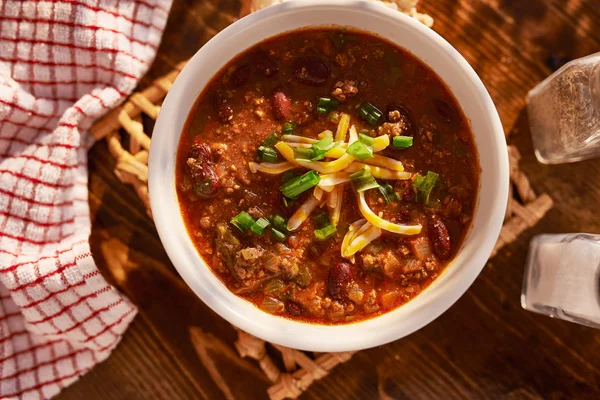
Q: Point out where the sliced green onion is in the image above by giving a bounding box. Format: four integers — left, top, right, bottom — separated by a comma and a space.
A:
378, 183, 400, 204
283, 121, 296, 134
271, 227, 287, 241
261, 132, 279, 147
350, 169, 379, 192
314, 213, 330, 228
346, 141, 373, 161
347, 132, 376, 161
313, 136, 333, 149
293, 147, 315, 160
281, 170, 296, 184
330, 112, 341, 123
315, 224, 337, 240
358, 133, 375, 146
250, 217, 270, 235
359, 102, 383, 126
316, 97, 339, 115
258, 146, 278, 162
311, 136, 338, 161
413, 171, 439, 204
393, 136, 413, 149
280, 170, 321, 198
270, 215, 288, 233
318, 97, 338, 108
231, 211, 255, 233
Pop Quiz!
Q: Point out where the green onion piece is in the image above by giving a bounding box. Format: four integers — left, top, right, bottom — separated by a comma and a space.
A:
393, 136, 413, 149
367, 113, 381, 126
316, 97, 339, 115
270, 215, 288, 233
250, 217, 270, 235
311, 136, 338, 161
359, 102, 383, 126
314, 213, 330, 228
378, 183, 399, 204
283, 121, 296, 134
231, 211, 255, 233
280, 170, 321, 198
315, 224, 337, 240
330, 112, 341, 123
281, 170, 296, 184
317, 97, 338, 108
359, 106, 369, 121
413, 171, 439, 204
350, 169, 379, 192
358, 133, 375, 146
258, 146, 278, 162
313, 136, 333, 149
271, 227, 287, 241
293, 147, 315, 160
346, 141, 374, 161
261, 132, 279, 147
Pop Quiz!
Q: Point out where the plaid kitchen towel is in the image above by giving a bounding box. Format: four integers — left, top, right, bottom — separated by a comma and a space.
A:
0, 1, 172, 398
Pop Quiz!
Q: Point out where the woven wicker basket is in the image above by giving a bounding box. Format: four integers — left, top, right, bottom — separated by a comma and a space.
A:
90, 61, 553, 400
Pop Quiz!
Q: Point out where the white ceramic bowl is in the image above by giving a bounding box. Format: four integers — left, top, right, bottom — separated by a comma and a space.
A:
149, 0, 509, 352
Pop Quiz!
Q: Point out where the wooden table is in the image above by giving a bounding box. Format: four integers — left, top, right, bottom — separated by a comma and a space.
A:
58, 1, 600, 398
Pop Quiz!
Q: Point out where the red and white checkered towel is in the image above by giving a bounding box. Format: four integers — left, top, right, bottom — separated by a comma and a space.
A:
0, 1, 172, 398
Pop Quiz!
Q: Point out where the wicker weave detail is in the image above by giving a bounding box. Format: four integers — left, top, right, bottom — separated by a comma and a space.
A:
90, 60, 553, 400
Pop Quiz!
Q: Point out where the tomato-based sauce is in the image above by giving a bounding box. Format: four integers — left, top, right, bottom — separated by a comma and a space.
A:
176, 28, 480, 324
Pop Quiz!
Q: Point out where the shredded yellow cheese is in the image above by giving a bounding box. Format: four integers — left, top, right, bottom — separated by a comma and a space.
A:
281, 134, 317, 144
357, 191, 422, 235
345, 163, 411, 180
335, 113, 350, 141
287, 195, 322, 231
318, 130, 333, 139
283, 135, 388, 152
284, 142, 313, 149
341, 219, 367, 256
274, 127, 359, 174
318, 172, 350, 188
248, 161, 295, 174
343, 223, 383, 257
313, 186, 324, 201
372, 135, 390, 152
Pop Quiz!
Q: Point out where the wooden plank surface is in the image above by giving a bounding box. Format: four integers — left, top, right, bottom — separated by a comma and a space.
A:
58, 0, 600, 399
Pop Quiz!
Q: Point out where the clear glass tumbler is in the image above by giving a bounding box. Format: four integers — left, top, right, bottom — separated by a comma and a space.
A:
522, 233, 600, 328
527, 52, 600, 164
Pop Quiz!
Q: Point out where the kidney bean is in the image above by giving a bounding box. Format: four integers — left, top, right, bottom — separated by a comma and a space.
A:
292, 56, 330, 86
285, 301, 303, 316
211, 91, 233, 123
429, 217, 451, 260
433, 99, 455, 123
229, 64, 252, 87
271, 90, 291, 120
187, 142, 220, 198
328, 262, 353, 300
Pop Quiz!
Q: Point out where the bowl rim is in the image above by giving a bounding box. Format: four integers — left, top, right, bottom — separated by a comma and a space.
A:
149, 0, 509, 352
